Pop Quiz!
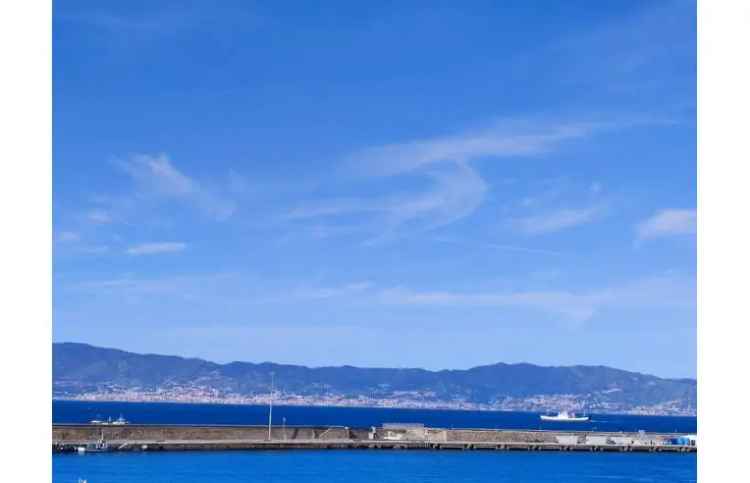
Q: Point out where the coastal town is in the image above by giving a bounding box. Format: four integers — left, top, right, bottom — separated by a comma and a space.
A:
54, 382, 695, 417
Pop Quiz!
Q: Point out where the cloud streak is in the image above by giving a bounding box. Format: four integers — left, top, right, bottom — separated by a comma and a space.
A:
59, 11, 196, 35
290, 119, 608, 241
126, 242, 187, 256
86, 209, 112, 224
118, 153, 236, 221
56, 231, 80, 243
292, 281, 373, 300
636, 209, 696, 240
69, 270, 694, 328
58, 5, 259, 41
348, 121, 600, 177
512, 205, 606, 235
379, 275, 695, 325
433, 237, 565, 256
380, 287, 602, 323
289, 162, 487, 241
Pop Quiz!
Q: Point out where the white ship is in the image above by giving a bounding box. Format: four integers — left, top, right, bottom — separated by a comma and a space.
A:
540, 411, 589, 422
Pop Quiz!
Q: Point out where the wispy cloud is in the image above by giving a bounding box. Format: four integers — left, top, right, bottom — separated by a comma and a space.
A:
379, 275, 695, 325
119, 153, 197, 196
74, 272, 236, 293
636, 209, 696, 241
528, 0, 695, 110
54, 233, 110, 256
118, 153, 236, 221
126, 242, 187, 256
381, 287, 601, 323
292, 282, 373, 300
289, 162, 487, 241
365, 163, 487, 240
433, 236, 564, 256
290, 120, 608, 242
512, 205, 606, 235
86, 209, 112, 224
60, 11, 193, 35
59, 6, 259, 39
54, 231, 112, 255
79, 245, 110, 255
68, 270, 694, 329
348, 120, 600, 177
56, 231, 80, 243
287, 198, 380, 219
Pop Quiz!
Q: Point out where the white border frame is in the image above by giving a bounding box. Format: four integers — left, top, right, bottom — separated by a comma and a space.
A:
0, 0, 52, 481
699, 0, 750, 481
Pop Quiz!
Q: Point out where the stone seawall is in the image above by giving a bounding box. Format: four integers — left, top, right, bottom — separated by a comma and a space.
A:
53, 424, 694, 453
54, 424, 357, 442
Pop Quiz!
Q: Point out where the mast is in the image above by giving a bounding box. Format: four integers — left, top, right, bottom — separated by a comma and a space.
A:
267, 371, 274, 440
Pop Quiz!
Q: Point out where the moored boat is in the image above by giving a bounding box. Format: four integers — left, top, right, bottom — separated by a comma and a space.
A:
76, 441, 111, 453
111, 414, 129, 425
90, 415, 129, 425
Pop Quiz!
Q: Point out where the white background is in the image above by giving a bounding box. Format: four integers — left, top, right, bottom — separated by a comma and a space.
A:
698, 0, 750, 480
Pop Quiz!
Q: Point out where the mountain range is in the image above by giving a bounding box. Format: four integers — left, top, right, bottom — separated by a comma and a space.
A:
53, 342, 696, 415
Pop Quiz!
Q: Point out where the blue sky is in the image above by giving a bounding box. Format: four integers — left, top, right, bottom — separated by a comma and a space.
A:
53, 0, 696, 378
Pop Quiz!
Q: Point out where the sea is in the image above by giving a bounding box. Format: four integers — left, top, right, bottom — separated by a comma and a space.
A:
53, 401, 697, 483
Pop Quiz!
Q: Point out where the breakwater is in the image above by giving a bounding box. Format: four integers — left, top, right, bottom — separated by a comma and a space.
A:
53, 424, 696, 453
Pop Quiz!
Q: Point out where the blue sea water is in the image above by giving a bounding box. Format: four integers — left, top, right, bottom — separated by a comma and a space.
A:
53, 400, 697, 433
53, 402, 697, 482
54, 450, 696, 483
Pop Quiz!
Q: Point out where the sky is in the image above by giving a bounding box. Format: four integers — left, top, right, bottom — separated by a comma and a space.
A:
53, 0, 696, 378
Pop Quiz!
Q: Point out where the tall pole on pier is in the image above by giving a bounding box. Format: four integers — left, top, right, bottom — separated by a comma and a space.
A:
267, 371, 274, 441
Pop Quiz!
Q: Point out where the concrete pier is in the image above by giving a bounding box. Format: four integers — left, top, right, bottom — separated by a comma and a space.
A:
52, 424, 696, 454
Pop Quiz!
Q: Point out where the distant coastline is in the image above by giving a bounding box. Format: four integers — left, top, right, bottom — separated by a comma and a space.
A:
52, 395, 696, 417
54, 343, 697, 418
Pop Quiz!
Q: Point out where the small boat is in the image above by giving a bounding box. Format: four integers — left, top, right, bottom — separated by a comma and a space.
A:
79, 432, 111, 453
111, 414, 129, 425
78, 428, 111, 454
90, 415, 129, 425
90, 416, 111, 425
540, 411, 590, 422
76, 441, 110, 453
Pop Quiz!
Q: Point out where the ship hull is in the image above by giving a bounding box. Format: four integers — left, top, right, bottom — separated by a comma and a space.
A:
540, 416, 589, 422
